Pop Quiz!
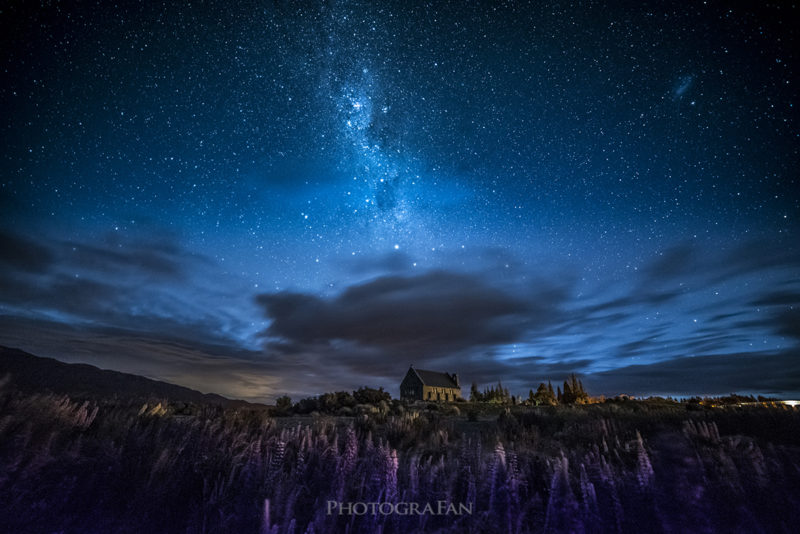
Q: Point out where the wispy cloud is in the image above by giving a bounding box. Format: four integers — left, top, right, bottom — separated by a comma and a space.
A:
1, 229, 799, 400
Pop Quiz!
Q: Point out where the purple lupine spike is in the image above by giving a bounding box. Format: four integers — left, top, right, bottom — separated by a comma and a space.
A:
262, 499, 271, 534
543, 455, 581, 533
385, 447, 398, 500
635, 431, 654, 490
408, 454, 419, 497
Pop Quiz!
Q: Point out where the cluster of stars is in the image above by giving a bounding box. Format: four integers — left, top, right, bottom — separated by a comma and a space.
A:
0, 0, 797, 396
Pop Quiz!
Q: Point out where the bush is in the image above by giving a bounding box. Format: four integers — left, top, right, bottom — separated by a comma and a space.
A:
353, 386, 391, 405
440, 404, 460, 416
274, 395, 292, 416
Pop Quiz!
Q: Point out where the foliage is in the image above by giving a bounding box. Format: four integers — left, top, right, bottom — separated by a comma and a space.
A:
529, 381, 558, 406
474, 381, 512, 404
470, 381, 481, 402
274, 395, 292, 415
291, 387, 389, 415
1, 381, 799, 533
559, 373, 589, 405
353, 386, 391, 405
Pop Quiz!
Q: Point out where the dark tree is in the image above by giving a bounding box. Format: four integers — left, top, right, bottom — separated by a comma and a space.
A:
562, 379, 574, 404
353, 386, 391, 405
533, 382, 558, 406
482, 381, 511, 404
294, 396, 319, 414
470, 382, 483, 402
275, 395, 292, 415
561, 374, 589, 404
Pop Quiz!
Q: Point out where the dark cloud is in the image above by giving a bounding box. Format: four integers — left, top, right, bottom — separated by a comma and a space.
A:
0, 230, 281, 398
63, 236, 190, 279
341, 251, 415, 275
0, 230, 54, 273
0, 274, 120, 319
616, 334, 665, 358
637, 239, 800, 289
584, 349, 800, 398
0, 229, 248, 346
2, 227, 799, 402
642, 243, 697, 280
571, 239, 800, 359
509, 356, 596, 375
752, 291, 800, 307
250, 241, 800, 399
584, 287, 684, 316
774, 309, 800, 340
716, 240, 800, 283
257, 270, 564, 353
708, 310, 748, 323
0, 229, 204, 283
747, 290, 800, 340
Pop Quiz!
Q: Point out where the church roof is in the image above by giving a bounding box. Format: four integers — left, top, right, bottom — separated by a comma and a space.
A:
411, 367, 459, 388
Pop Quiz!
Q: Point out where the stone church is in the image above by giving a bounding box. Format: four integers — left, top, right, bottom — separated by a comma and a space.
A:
400, 365, 462, 402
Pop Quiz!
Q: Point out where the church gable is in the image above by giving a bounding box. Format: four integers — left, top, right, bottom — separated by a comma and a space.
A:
400, 366, 461, 402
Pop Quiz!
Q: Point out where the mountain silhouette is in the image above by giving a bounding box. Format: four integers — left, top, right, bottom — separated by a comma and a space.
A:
0, 345, 258, 407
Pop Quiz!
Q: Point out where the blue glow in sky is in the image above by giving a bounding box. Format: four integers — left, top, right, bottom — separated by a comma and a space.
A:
1, 1, 798, 401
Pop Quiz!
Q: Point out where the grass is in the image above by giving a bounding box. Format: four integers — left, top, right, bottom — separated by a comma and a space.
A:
0, 382, 798, 533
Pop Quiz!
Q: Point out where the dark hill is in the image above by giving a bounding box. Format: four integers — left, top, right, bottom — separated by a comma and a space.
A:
0, 345, 259, 407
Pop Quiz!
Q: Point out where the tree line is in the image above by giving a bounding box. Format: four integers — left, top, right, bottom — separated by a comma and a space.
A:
274, 386, 392, 416
469, 373, 590, 405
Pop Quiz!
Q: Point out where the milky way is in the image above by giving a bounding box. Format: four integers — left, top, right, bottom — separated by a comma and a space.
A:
1, 1, 798, 401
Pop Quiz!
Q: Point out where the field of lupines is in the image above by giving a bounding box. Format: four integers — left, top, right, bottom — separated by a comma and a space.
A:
1, 381, 799, 533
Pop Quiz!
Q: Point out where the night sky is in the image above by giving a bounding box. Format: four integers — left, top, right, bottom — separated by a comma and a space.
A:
1, 1, 798, 402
